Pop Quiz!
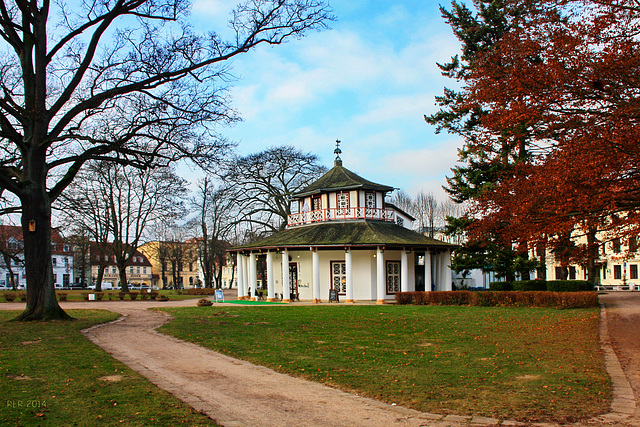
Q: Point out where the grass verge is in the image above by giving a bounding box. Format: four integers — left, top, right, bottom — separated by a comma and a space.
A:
0, 310, 218, 426
158, 305, 609, 423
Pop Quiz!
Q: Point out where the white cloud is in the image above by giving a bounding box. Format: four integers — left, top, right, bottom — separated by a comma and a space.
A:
191, 0, 237, 17
385, 142, 460, 181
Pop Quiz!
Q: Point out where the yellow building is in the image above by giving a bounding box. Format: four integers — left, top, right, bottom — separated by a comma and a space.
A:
138, 240, 200, 289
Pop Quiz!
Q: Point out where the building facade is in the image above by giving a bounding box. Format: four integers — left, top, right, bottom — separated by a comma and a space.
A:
536, 235, 640, 290
138, 240, 200, 289
0, 225, 74, 289
90, 245, 153, 289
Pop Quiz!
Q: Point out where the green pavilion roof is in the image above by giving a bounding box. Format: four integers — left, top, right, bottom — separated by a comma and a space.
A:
293, 165, 394, 197
231, 221, 456, 251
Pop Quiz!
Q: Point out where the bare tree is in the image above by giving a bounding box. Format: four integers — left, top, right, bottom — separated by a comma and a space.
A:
58, 163, 113, 291
190, 177, 237, 289
104, 165, 187, 292
67, 232, 92, 288
0, 0, 332, 320
388, 190, 415, 218
413, 191, 438, 237
217, 146, 327, 234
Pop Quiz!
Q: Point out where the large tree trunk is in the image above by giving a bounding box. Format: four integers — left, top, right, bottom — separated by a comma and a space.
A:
585, 228, 599, 283
95, 264, 106, 292
118, 267, 129, 292
14, 190, 71, 321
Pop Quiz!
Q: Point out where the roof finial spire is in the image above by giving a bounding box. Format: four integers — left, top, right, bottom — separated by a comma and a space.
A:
334, 139, 342, 166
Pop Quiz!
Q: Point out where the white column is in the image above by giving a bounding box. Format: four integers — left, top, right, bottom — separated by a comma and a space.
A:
242, 255, 249, 298
266, 251, 275, 301
282, 250, 291, 302
438, 252, 446, 292
249, 252, 257, 300
424, 250, 432, 292
376, 247, 385, 304
237, 254, 244, 300
444, 249, 453, 291
345, 249, 353, 303
401, 249, 409, 292
312, 249, 320, 303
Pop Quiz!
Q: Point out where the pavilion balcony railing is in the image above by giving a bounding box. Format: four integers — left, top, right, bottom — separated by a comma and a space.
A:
287, 207, 395, 226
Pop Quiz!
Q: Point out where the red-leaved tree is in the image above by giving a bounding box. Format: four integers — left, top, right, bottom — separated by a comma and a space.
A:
460, 0, 640, 281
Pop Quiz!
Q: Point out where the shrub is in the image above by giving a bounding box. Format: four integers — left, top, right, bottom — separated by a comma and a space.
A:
4, 293, 16, 302
395, 290, 597, 308
471, 291, 494, 307
513, 280, 547, 291
183, 288, 216, 295
58, 293, 67, 301
17, 292, 27, 301
197, 298, 213, 306
139, 292, 149, 300
547, 280, 594, 292
489, 281, 513, 291
118, 292, 127, 300
395, 292, 415, 305
129, 292, 139, 300
82, 293, 90, 301
426, 291, 471, 305
95, 292, 104, 301
149, 291, 159, 300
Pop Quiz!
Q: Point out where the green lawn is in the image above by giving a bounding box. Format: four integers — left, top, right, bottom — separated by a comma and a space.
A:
0, 310, 218, 426
158, 305, 610, 423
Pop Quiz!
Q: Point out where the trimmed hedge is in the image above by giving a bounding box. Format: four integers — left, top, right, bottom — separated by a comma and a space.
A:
176, 288, 217, 295
489, 281, 513, 291
547, 280, 594, 292
395, 290, 597, 308
491, 280, 594, 292
513, 280, 547, 291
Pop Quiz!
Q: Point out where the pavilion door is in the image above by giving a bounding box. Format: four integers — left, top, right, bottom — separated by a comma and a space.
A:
331, 261, 347, 294
386, 261, 401, 294
289, 263, 299, 297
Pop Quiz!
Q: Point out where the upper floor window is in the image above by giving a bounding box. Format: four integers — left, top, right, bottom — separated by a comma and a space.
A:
612, 238, 621, 253
63, 244, 71, 252
630, 236, 638, 253
365, 192, 376, 209
337, 192, 349, 215
52, 257, 57, 266
7, 239, 20, 250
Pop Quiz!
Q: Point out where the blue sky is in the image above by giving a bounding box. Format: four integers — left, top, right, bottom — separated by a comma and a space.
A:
189, 0, 463, 200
